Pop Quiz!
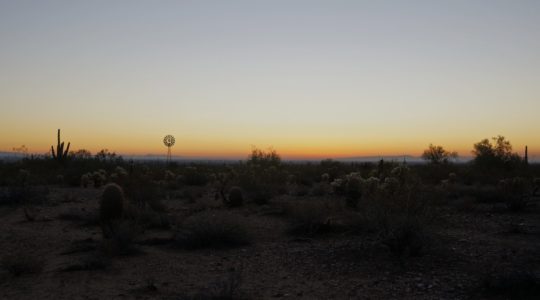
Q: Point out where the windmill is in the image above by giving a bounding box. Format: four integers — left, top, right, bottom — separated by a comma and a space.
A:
163, 135, 175, 163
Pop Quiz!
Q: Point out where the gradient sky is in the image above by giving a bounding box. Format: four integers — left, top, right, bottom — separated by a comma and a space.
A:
1, 0, 539, 159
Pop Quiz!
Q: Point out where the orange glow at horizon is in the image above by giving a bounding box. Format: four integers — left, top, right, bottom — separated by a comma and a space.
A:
1, 127, 537, 160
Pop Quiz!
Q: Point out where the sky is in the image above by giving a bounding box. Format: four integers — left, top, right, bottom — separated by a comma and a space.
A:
1, 0, 539, 159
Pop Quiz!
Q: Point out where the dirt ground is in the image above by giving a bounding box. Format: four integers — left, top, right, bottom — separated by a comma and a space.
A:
1, 186, 539, 299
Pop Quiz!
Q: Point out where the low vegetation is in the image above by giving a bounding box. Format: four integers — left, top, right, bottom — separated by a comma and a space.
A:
0, 136, 539, 298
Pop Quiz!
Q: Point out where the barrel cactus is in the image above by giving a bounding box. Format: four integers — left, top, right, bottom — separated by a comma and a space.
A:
226, 186, 244, 207
100, 183, 125, 237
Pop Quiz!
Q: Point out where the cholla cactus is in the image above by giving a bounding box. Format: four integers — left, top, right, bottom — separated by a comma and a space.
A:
330, 172, 364, 207
92, 170, 107, 188
382, 177, 401, 194
330, 178, 344, 193
390, 165, 410, 183
345, 172, 362, 181
362, 177, 380, 195
109, 173, 119, 182
115, 166, 128, 178
321, 173, 330, 183
80, 173, 92, 188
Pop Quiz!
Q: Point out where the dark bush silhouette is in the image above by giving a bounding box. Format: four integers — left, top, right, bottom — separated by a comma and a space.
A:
472, 135, 522, 170
421, 144, 457, 164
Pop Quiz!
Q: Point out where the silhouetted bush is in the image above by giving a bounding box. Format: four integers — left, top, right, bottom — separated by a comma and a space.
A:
422, 144, 458, 164
473, 135, 523, 172
284, 200, 343, 236
382, 217, 428, 258
183, 167, 209, 186
173, 211, 252, 249
499, 177, 531, 211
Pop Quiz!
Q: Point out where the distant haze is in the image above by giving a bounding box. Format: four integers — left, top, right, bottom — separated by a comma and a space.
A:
1, 1, 539, 159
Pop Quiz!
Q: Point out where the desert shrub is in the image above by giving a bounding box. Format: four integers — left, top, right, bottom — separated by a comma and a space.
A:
284, 200, 343, 236
290, 183, 310, 197
382, 217, 428, 258
126, 206, 170, 229
1, 251, 45, 276
115, 166, 128, 177
356, 169, 435, 259
124, 175, 164, 211
236, 148, 287, 203
473, 135, 523, 172
173, 211, 252, 249
421, 144, 458, 164
345, 173, 362, 208
183, 167, 209, 186
247, 147, 281, 169
310, 182, 331, 196
250, 184, 277, 205
499, 177, 530, 211
92, 169, 107, 188
80, 173, 92, 188
330, 178, 345, 195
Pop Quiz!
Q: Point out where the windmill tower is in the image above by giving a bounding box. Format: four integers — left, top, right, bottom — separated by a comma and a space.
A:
163, 135, 175, 163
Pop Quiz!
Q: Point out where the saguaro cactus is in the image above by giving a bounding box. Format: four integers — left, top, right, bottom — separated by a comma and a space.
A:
51, 129, 70, 162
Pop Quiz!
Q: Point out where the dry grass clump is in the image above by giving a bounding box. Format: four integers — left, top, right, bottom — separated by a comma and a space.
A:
173, 211, 252, 249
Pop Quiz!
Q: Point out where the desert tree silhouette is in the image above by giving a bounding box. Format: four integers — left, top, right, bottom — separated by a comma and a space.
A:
421, 144, 458, 164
